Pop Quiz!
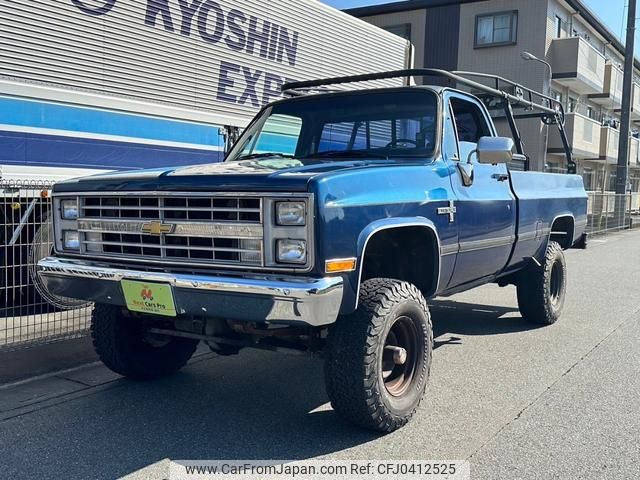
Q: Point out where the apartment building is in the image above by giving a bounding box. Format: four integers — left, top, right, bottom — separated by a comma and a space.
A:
348, 0, 640, 192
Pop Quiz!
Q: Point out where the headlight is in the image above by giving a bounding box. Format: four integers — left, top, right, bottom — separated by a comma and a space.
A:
60, 199, 79, 220
276, 239, 307, 264
276, 202, 305, 226
63, 230, 80, 250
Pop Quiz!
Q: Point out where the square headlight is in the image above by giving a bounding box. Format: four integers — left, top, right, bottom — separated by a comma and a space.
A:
276, 201, 305, 226
60, 199, 79, 220
276, 239, 307, 264
63, 230, 80, 250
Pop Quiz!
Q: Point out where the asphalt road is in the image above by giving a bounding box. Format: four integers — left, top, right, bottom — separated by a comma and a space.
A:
0, 231, 639, 480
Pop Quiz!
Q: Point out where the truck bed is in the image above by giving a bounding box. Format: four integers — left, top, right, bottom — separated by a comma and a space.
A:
507, 171, 588, 270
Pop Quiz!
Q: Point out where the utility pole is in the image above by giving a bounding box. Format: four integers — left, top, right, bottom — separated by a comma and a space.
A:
616, 0, 637, 227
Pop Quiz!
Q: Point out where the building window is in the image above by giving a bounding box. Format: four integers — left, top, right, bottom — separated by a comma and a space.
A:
555, 15, 563, 39
475, 11, 518, 48
383, 24, 411, 41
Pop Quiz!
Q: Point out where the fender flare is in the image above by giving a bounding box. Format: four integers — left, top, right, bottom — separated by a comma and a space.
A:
355, 217, 442, 307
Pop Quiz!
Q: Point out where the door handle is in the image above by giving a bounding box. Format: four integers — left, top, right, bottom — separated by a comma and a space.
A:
492, 173, 509, 182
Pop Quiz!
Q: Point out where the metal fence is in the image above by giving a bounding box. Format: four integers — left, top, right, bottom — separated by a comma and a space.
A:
586, 192, 640, 236
1, 180, 90, 352
0, 180, 638, 352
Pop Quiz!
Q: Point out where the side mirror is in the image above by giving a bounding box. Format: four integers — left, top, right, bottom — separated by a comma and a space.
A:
475, 136, 514, 164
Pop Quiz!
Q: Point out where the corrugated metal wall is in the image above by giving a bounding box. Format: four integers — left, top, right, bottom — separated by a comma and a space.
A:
0, 0, 410, 126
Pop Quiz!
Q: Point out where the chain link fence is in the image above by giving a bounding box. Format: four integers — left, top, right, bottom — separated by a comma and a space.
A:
0, 180, 638, 352
1, 180, 91, 352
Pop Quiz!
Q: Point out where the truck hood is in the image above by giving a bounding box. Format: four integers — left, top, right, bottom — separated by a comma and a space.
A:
53, 158, 398, 193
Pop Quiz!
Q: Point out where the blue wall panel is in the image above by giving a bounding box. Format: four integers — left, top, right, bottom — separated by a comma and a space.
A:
0, 131, 224, 170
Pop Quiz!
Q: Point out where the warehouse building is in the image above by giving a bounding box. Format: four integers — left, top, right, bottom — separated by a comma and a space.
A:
0, 0, 410, 182
349, 0, 640, 192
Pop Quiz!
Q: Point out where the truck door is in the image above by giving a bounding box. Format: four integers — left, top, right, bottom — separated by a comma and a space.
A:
445, 93, 516, 287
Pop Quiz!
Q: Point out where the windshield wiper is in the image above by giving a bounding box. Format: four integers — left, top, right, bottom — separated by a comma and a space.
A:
237, 152, 296, 160
304, 150, 389, 160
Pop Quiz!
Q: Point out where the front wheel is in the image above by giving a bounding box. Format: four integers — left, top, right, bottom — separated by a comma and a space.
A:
324, 278, 433, 432
91, 304, 199, 379
516, 241, 567, 325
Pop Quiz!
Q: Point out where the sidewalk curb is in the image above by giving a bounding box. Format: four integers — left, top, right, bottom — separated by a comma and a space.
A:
0, 348, 215, 422
0, 337, 99, 385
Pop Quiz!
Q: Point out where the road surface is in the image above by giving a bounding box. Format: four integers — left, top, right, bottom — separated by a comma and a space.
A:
0, 230, 638, 479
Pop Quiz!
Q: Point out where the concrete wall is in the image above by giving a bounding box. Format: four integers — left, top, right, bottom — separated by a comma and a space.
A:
457, 0, 550, 170
360, 9, 427, 76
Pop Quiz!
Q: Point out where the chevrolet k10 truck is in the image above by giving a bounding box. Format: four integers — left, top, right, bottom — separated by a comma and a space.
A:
38, 70, 587, 432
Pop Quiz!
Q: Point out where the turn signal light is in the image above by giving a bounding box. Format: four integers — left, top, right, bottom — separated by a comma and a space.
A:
325, 258, 357, 273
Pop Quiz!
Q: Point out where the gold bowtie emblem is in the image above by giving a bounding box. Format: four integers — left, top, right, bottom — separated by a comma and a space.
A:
141, 221, 175, 236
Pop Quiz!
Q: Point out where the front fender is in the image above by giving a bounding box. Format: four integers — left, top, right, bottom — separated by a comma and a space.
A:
336, 217, 441, 313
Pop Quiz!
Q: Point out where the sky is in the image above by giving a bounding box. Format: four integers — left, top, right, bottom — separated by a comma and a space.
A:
322, 0, 636, 54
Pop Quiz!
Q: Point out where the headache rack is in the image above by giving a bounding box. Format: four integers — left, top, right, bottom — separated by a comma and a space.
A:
282, 69, 576, 174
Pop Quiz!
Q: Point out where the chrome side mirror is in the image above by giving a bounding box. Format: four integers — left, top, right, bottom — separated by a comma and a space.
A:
475, 136, 514, 164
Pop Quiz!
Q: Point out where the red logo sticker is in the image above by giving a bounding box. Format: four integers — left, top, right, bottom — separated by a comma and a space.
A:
140, 287, 154, 301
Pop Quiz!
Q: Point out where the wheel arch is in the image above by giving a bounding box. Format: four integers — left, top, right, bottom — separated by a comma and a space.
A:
355, 217, 441, 308
549, 214, 575, 250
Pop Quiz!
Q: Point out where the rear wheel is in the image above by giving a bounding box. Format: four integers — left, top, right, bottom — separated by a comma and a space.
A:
91, 304, 199, 379
324, 278, 432, 432
516, 241, 567, 325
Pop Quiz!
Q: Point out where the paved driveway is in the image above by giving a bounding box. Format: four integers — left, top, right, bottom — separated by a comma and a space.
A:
1, 231, 638, 480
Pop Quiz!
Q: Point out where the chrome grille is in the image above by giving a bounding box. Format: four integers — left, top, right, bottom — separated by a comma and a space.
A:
81, 196, 261, 222
77, 195, 264, 266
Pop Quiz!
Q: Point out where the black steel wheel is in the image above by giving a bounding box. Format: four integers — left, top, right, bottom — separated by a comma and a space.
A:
324, 278, 432, 432
382, 315, 421, 398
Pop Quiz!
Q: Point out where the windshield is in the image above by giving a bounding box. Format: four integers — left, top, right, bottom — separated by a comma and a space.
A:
226, 90, 438, 163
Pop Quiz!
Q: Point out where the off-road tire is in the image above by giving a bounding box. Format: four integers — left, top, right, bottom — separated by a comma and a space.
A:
91, 304, 199, 379
516, 241, 567, 325
324, 278, 432, 432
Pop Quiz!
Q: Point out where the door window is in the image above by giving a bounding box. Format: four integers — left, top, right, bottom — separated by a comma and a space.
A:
450, 97, 492, 163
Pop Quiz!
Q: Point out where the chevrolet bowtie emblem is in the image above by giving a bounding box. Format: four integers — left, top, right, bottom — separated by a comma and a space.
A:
141, 221, 175, 236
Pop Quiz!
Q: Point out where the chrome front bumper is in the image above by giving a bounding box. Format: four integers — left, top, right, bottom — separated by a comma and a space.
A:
37, 257, 344, 327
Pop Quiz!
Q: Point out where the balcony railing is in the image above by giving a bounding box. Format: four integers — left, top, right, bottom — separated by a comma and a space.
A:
547, 112, 601, 158
589, 63, 624, 108
629, 136, 640, 167
550, 37, 606, 95
599, 127, 620, 164
631, 83, 640, 121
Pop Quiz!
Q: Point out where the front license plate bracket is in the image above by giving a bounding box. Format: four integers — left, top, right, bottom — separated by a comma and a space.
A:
121, 279, 177, 317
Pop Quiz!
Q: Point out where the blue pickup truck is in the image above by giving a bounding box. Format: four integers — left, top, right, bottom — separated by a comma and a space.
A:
38, 70, 587, 432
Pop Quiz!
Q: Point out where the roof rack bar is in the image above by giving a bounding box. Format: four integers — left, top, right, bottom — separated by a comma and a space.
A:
282, 68, 563, 118
451, 70, 562, 116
